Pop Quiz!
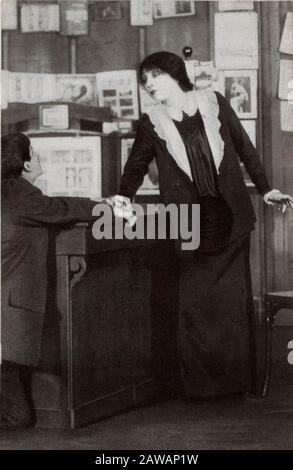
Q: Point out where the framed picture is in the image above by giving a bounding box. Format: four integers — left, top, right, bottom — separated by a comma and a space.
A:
121, 138, 159, 195
59, 0, 89, 36
56, 74, 97, 106
130, 0, 153, 26
215, 70, 257, 119
39, 105, 69, 130
2, 0, 17, 30
96, 70, 139, 119
8, 72, 56, 103
154, 1, 195, 19
279, 12, 293, 55
278, 59, 293, 101
20, 3, 60, 32
91, 1, 122, 21
218, 1, 254, 11
31, 136, 102, 198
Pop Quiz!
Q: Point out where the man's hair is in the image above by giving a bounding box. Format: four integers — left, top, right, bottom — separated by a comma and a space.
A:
139, 51, 193, 92
1, 132, 31, 179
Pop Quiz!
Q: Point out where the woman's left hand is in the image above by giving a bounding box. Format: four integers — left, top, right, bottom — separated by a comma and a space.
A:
265, 189, 293, 213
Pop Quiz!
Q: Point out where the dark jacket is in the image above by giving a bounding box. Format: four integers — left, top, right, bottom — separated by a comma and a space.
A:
1, 177, 97, 366
119, 92, 271, 242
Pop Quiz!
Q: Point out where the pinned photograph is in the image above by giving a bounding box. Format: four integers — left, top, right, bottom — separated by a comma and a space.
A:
56, 75, 97, 106
216, 70, 257, 118
130, 0, 153, 26
194, 61, 218, 90
97, 70, 139, 119
91, 1, 122, 21
20, 3, 60, 32
215, 12, 258, 69
278, 60, 293, 101
279, 12, 293, 56
154, 1, 195, 19
218, 1, 254, 11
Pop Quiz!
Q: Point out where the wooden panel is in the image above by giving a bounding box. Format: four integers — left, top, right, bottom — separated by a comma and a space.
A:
7, 31, 70, 73
130, 247, 153, 387
260, 1, 293, 293
77, 1, 139, 72
71, 252, 132, 407
3, 1, 210, 75
146, 1, 210, 60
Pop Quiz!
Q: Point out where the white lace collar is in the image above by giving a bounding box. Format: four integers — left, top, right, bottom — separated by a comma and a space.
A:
146, 89, 224, 180
162, 91, 199, 122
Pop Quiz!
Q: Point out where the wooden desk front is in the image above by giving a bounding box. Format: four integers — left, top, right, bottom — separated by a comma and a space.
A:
33, 221, 178, 429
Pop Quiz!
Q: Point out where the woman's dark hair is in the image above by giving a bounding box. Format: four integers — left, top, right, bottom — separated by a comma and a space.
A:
139, 51, 193, 92
1, 132, 31, 179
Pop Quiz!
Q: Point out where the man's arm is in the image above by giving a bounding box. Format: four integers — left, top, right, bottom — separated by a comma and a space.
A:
14, 182, 98, 226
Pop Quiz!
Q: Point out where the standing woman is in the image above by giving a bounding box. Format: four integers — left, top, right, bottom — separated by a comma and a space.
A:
112, 51, 292, 399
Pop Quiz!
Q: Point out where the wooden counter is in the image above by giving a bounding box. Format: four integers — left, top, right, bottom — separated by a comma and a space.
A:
32, 220, 179, 429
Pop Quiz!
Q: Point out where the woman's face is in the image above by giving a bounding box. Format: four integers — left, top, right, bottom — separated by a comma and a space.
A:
142, 69, 181, 103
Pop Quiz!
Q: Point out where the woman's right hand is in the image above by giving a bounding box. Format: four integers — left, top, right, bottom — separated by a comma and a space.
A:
106, 195, 137, 227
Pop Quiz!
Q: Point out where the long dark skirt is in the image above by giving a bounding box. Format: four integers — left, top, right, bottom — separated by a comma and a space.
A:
178, 235, 256, 398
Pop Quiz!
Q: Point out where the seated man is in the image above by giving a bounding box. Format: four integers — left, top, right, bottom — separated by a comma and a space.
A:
1, 132, 110, 430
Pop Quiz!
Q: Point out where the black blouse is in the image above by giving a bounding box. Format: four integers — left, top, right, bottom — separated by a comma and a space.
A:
174, 111, 233, 252
173, 110, 218, 198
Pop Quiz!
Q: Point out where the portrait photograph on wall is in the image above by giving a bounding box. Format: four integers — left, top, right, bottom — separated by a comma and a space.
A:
154, 0, 195, 19
91, 1, 122, 21
55, 74, 98, 106
216, 70, 257, 118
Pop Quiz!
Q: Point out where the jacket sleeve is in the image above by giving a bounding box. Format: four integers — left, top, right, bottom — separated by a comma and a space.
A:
216, 92, 271, 196
14, 182, 98, 227
119, 118, 155, 200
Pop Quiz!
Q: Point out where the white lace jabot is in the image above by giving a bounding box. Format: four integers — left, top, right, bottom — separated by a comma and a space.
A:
146, 89, 224, 181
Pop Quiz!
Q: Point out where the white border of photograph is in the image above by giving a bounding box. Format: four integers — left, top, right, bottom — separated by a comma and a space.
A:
39, 105, 69, 130
216, 70, 257, 119
218, 1, 254, 12
278, 60, 293, 101
131, 0, 153, 26
241, 120, 256, 146
281, 101, 293, 132
279, 12, 293, 56
2, 0, 17, 30
154, 1, 195, 19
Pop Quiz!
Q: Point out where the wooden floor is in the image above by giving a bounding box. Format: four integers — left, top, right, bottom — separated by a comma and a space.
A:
0, 383, 292, 450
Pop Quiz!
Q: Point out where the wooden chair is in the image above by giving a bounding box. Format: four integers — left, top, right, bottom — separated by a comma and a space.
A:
262, 291, 293, 397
